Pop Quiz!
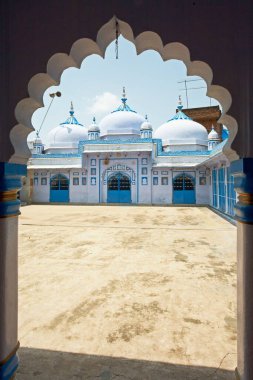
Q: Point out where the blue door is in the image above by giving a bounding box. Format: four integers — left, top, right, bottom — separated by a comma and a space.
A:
50, 174, 69, 203
173, 173, 195, 204
107, 173, 131, 203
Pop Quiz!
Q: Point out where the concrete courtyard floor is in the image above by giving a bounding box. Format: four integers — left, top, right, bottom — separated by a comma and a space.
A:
17, 205, 237, 380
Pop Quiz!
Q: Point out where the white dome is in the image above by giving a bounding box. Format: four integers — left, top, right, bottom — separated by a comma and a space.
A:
154, 104, 208, 150
208, 126, 219, 140
99, 92, 145, 138
46, 103, 88, 150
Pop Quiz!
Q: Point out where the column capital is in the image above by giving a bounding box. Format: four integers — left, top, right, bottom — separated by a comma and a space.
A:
231, 158, 253, 223
0, 162, 27, 217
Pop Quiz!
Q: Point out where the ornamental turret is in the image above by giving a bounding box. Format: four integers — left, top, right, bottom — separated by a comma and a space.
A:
208, 125, 220, 150
88, 117, 100, 140
140, 115, 153, 139
31, 131, 44, 154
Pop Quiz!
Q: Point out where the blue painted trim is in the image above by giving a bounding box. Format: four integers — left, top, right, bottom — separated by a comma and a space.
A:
32, 137, 226, 159
32, 153, 81, 158
0, 163, 27, 191
229, 158, 253, 222
0, 163, 27, 217
0, 353, 19, 380
0, 200, 21, 217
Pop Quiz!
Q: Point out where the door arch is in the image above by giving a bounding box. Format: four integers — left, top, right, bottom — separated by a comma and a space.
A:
107, 172, 131, 203
50, 174, 69, 203
173, 173, 195, 204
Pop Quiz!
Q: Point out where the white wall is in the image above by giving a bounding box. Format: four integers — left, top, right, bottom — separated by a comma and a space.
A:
151, 169, 172, 204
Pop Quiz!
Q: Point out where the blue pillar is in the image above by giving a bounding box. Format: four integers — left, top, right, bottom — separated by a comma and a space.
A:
231, 158, 253, 380
0, 162, 26, 379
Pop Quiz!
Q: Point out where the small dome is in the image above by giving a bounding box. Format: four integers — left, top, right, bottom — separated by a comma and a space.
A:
153, 97, 208, 150
208, 125, 219, 140
32, 132, 43, 145
140, 115, 153, 131
99, 88, 145, 138
47, 102, 88, 149
88, 117, 100, 132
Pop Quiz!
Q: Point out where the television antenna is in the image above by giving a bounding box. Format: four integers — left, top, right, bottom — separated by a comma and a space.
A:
178, 78, 211, 108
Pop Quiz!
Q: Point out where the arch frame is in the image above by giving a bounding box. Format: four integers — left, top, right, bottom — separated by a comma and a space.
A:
11, 16, 238, 165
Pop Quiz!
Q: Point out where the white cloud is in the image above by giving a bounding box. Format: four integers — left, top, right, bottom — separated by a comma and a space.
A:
87, 92, 119, 117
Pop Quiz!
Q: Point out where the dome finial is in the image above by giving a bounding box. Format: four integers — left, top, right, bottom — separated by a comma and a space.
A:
93, 116, 96, 123
145, 114, 148, 121
121, 86, 127, 108
122, 86, 126, 99
70, 101, 74, 116
177, 95, 183, 111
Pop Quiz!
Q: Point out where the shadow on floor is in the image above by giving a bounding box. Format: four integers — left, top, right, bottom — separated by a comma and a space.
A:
17, 346, 236, 380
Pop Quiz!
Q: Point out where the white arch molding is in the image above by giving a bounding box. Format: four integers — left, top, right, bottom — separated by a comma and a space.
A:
11, 16, 238, 164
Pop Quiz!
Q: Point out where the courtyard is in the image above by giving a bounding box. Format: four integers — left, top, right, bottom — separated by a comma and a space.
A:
17, 205, 237, 379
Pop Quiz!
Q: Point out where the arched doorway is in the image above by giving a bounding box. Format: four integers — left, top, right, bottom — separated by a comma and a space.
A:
50, 174, 69, 202
1, 10, 247, 379
107, 172, 131, 203
173, 173, 195, 204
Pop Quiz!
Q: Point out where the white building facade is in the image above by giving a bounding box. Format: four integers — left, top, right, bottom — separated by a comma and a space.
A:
23, 91, 236, 218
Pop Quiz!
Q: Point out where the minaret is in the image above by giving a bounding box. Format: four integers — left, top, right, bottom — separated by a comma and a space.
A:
32, 131, 44, 154
208, 125, 220, 150
88, 117, 100, 140
140, 114, 153, 139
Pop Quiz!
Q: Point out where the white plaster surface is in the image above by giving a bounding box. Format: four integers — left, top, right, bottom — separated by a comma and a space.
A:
0, 217, 18, 361
17, 205, 237, 379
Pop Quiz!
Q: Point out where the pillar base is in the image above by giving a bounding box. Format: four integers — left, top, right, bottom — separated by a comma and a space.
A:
0, 342, 19, 380
235, 367, 240, 379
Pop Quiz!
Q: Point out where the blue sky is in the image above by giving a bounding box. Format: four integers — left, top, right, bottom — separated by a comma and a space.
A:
31, 36, 219, 143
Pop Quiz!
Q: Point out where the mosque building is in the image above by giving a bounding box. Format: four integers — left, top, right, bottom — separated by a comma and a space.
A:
21, 89, 236, 218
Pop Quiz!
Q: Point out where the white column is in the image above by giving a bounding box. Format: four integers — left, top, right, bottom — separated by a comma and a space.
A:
0, 162, 26, 379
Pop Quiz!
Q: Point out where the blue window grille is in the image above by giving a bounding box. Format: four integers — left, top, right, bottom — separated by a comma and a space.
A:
226, 167, 236, 216
212, 169, 218, 208
218, 168, 226, 212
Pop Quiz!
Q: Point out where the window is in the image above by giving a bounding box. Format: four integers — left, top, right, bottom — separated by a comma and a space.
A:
41, 177, 47, 185
161, 177, 168, 185
141, 158, 147, 165
91, 177, 96, 185
153, 170, 158, 175
199, 176, 206, 185
73, 177, 79, 185
34, 177, 38, 186
153, 177, 158, 185
141, 167, 147, 175
142, 177, 148, 185
73, 171, 79, 176
82, 177, 87, 185
91, 168, 96, 175
91, 159, 96, 166
161, 171, 168, 175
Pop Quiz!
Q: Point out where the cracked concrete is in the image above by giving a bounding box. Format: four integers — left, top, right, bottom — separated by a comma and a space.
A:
17, 205, 236, 379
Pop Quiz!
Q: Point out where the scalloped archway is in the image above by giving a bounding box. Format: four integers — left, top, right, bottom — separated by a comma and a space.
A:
10, 16, 238, 164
